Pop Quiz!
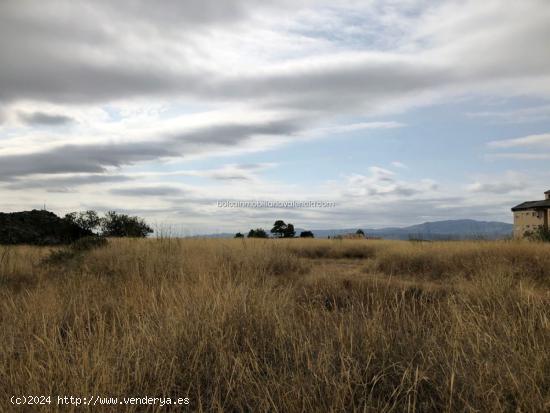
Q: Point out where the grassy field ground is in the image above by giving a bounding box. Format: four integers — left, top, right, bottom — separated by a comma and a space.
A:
1, 238, 549, 412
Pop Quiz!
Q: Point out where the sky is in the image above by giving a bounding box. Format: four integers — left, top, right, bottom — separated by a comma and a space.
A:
1, 0, 550, 234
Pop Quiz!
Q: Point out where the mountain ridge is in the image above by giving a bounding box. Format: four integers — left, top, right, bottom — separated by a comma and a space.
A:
197, 219, 513, 240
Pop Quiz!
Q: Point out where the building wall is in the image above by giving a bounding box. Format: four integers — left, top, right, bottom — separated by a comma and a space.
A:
513, 210, 548, 238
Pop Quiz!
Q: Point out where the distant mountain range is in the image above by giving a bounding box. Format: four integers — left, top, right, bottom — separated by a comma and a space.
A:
197, 219, 513, 240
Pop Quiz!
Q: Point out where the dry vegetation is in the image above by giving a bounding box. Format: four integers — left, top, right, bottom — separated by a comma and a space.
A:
1, 238, 549, 412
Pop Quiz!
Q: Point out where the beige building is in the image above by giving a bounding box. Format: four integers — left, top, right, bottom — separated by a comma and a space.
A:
511, 190, 550, 238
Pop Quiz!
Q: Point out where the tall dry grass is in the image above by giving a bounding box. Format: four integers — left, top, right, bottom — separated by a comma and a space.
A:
0, 238, 549, 412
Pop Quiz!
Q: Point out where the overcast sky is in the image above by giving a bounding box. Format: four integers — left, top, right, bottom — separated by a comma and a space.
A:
1, 0, 550, 233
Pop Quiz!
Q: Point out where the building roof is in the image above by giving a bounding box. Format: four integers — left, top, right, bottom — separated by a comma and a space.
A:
546, 190, 550, 194
512, 199, 550, 211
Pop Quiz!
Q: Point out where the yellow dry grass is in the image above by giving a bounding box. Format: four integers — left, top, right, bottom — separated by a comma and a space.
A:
1, 238, 549, 412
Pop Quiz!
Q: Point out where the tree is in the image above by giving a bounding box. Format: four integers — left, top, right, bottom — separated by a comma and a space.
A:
356, 229, 365, 236
271, 220, 287, 238
234, 232, 245, 238
271, 220, 295, 238
100, 211, 153, 238
247, 228, 268, 238
300, 230, 314, 238
284, 223, 296, 238
65, 210, 101, 233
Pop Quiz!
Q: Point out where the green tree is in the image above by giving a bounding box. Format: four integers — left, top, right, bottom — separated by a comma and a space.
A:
356, 229, 365, 236
247, 228, 268, 238
271, 220, 287, 238
101, 211, 153, 238
234, 232, 245, 238
284, 223, 296, 238
300, 230, 314, 238
65, 210, 101, 233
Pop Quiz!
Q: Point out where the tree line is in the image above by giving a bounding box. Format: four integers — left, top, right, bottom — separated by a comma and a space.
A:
65, 210, 153, 238
235, 220, 315, 239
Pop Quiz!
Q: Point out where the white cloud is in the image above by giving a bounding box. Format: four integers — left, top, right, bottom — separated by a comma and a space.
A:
488, 133, 550, 148
340, 166, 437, 198
487, 153, 550, 161
467, 104, 550, 124
466, 171, 529, 194
391, 161, 407, 169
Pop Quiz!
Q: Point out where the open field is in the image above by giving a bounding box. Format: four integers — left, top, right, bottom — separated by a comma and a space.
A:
1, 239, 549, 412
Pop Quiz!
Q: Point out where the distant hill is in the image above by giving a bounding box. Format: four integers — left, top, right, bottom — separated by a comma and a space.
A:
0, 210, 92, 245
309, 220, 513, 240
198, 219, 513, 240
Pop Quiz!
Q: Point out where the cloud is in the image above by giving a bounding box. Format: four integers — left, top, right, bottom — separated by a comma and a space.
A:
487, 132, 550, 161
0, 118, 299, 179
488, 133, 550, 148
341, 166, 438, 198
177, 163, 274, 181
110, 186, 186, 197
310, 121, 404, 137
0, 142, 176, 179
467, 104, 550, 124
467, 182, 522, 194
18, 111, 75, 126
391, 161, 407, 169
3, 173, 134, 191
487, 153, 550, 160
1, 0, 549, 114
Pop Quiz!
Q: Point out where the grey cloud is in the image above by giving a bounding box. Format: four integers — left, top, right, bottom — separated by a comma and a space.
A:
18, 111, 74, 126
206, 174, 249, 181
468, 182, 526, 195
0, 142, 176, 179
365, 185, 420, 197
4, 174, 134, 191
210, 59, 453, 112
0, 0, 291, 105
0, 2, 193, 104
99, 0, 258, 26
110, 186, 186, 197
1, 0, 548, 112
170, 119, 301, 146
237, 163, 272, 170
0, 119, 300, 179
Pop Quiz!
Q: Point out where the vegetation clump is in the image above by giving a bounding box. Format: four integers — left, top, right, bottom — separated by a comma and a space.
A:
526, 226, 550, 242
44, 236, 109, 265
248, 228, 268, 238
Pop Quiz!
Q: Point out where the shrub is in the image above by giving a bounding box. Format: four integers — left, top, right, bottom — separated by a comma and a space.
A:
101, 211, 153, 238
44, 236, 108, 264
71, 236, 108, 252
248, 228, 268, 238
526, 227, 550, 242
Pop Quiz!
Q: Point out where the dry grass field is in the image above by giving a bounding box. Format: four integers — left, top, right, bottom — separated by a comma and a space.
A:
1, 238, 549, 412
